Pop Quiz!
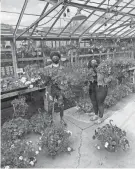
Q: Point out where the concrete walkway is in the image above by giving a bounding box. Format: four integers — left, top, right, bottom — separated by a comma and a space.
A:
33, 94, 135, 168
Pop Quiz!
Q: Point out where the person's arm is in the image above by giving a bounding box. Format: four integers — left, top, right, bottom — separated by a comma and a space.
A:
84, 68, 94, 86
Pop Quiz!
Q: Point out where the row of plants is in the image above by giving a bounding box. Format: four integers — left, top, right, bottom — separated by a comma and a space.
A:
104, 83, 135, 108
1, 103, 73, 168
1, 77, 27, 93
2, 95, 131, 168
18, 58, 135, 113
75, 82, 135, 114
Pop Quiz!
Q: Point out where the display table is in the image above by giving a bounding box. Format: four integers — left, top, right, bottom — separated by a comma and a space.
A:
1, 87, 46, 100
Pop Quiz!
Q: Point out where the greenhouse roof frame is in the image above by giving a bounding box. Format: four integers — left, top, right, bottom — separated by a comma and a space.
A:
1, 0, 135, 41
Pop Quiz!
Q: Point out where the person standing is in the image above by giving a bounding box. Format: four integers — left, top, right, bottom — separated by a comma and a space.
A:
86, 58, 108, 124
45, 51, 66, 126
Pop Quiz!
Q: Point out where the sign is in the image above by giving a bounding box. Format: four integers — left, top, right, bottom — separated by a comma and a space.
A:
17, 68, 24, 74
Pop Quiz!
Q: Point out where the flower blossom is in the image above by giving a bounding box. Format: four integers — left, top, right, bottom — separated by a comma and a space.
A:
67, 147, 72, 151
5, 166, 10, 169
19, 156, 23, 160
66, 130, 72, 136
35, 151, 39, 155
29, 161, 34, 166
39, 147, 42, 151
97, 146, 100, 150
104, 142, 109, 148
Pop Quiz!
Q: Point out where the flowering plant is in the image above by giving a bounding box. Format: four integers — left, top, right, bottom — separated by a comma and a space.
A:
1, 139, 38, 168
38, 123, 73, 157
104, 84, 133, 108
93, 120, 130, 152
75, 98, 93, 113
2, 117, 31, 142
97, 58, 135, 86
30, 108, 52, 134
11, 96, 29, 118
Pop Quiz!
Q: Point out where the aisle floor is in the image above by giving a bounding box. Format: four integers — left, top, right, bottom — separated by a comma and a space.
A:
27, 94, 135, 168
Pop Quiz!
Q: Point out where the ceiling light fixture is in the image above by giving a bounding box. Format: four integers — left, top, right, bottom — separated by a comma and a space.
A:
72, 9, 87, 21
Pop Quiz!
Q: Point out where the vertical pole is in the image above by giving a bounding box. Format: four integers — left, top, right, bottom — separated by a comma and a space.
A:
41, 40, 46, 66
131, 50, 134, 59
55, 41, 56, 48
133, 70, 135, 84
11, 38, 18, 78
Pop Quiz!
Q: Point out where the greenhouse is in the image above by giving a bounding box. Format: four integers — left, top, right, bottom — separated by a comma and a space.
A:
1, 0, 135, 168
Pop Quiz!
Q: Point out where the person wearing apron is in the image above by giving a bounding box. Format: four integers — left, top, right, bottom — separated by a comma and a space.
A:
45, 51, 67, 126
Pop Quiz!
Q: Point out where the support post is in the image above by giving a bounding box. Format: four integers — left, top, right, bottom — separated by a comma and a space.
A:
11, 38, 18, 78
41, 41, 46, 66
133, 70, 135, 84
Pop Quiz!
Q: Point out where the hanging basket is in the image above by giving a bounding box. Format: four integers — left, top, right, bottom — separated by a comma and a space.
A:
93, 120, 130, 152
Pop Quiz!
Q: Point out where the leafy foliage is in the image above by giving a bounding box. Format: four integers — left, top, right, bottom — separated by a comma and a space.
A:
2, 117, 31, 142
93, 120, 130, 152
104, 84, 133, 108
1, 78, 26, 93
11, 96, 29, 118
1, 139, 37, 168
75, 98, 93, 113
97, 58, 135, 86
30, 109, 52, 134
38, 123, 72, 157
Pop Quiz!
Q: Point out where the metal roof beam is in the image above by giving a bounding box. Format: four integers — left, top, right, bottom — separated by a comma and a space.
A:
13, 0, 29, 37
16, 0, 63, 40
91, 0, 133, 36
130, 32, 135, 37
57, 0, 90, 37
100, 7, 135, 35
30, 2, 49, 36
109, 21, 135, 32
70, 0, 106, 37
45, 4, 68, 37
79, 0, 121, 38
121, 27, 135, 38
65, 1, 135, 18
107, 18, 132, 37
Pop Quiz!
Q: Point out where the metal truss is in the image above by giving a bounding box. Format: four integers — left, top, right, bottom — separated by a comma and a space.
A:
1, 0, 135, 40
16, 0, 63, 39
79, 0, 121, 38
30, 2, 49, 36
57, 0, 90, 37
90, 0, 133, 37
13, 0, 29, 37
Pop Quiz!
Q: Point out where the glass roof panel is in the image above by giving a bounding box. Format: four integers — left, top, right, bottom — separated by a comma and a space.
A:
24, 0, 47, 15
1, 13, 19, 26
1, 0, 135, 38
1, 0, 24, 13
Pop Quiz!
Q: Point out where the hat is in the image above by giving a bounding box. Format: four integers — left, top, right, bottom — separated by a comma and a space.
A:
50, 51, 61, 60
